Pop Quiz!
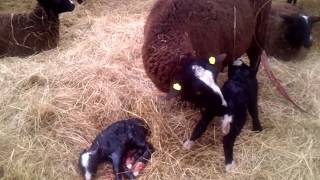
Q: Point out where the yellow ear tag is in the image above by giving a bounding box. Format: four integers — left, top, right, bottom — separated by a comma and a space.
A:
209, 56, 216, 65
173, 83, 182, 91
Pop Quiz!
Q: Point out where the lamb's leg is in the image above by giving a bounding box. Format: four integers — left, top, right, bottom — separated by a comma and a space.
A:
131, 142, 154, 177
223, 113, 246, 172
248, 80, 262, 132
110, 151, 124, 180
183, 109, 214, 150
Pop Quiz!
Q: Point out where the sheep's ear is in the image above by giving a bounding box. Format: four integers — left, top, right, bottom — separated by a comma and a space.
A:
166, 82, 182, 100
209, 53, 227, 72
310, 16, 320, 25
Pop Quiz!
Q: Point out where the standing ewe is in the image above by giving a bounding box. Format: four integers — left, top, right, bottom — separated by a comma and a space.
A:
142, 0, 271, 93
266, 2, 320, 60
79, 118, 154, 180
0, 0, 78, 58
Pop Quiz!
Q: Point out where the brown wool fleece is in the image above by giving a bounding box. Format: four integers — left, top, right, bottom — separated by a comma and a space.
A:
142, 0, 271, 92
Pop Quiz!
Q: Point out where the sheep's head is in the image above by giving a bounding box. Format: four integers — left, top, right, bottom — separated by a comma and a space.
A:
38, 0, 76, 13
79, 148, 100, 180
168, 54, 227, 113
282, 14, 320, 49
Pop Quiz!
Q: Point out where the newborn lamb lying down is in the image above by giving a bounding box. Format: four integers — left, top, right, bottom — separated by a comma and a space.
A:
79, 118, 154, 180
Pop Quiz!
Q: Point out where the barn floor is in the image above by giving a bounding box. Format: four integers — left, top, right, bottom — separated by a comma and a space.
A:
0, 0, 320, 179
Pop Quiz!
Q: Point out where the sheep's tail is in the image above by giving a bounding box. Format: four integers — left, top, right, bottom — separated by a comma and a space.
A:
260, 50, 308, 113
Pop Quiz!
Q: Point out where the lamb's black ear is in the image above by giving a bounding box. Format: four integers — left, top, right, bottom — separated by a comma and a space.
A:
310, 16, 320, 25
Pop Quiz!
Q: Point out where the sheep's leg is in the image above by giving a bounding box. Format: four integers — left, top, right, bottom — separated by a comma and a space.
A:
183, 110, 214, 150
248, 81, 262, 132
110, 151, 124, 180
223, 114, 246, 172
247, 42, 262, 72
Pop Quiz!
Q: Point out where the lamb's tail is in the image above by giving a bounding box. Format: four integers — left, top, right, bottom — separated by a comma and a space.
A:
260, 50, 308, 113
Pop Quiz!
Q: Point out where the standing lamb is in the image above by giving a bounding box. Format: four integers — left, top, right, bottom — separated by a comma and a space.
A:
181, 58, 262, 171
0, 0, 79, 58
266, 2, 320, 60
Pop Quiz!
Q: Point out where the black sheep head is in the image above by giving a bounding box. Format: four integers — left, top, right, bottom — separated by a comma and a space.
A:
281, 14, 320, 49
168, 54, 227, 113
38, 0, 76, 13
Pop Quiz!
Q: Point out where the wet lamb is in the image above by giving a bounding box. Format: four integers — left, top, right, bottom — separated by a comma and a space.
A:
0, 0, 78, 58
79, 118, 154, 180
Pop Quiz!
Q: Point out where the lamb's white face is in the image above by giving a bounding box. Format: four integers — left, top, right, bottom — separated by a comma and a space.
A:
191, 65, 227, 107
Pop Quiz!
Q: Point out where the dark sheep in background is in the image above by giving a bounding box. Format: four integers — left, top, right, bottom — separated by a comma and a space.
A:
142, 0, 271, 93
0, 0, 80, 58
79, 118, 154, 180
287, 0, 297, 5
266, 2, 320, 60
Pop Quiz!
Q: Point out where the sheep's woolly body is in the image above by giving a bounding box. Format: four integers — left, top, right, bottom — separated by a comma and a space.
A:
142, 0, 271, 92
265, 3, 305, 60
0, 5, 59, 57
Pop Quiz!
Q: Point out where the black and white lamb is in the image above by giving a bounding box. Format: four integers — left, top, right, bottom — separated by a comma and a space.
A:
79, 118, 154, 180
183, 58, 261, 171
0, 0, 79, 58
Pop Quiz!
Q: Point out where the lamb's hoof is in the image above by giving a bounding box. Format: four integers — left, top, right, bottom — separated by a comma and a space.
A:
225, 161, 236, 172
183, 140, 194, 150
126, 163, 133, 169
132, 162, 145, 177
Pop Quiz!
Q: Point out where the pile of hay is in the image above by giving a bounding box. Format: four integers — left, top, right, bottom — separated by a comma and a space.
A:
0, 0, 319, 179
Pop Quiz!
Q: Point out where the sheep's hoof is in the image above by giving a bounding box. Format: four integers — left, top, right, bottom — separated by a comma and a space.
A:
225, 161, 236, 172
183, 140, 194, 150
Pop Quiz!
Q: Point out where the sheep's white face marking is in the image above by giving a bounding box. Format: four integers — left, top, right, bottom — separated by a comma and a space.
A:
225, 160, 236, 172
232, 59, 243, 66
222, 114, 233, 135
191, 65, 227, 107
183, 139, 194, 150
81, 151, 93, 180
69, 0, 75, 4
301, 15, 309, 24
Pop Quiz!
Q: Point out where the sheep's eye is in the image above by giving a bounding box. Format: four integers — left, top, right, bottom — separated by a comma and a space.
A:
173, 83, 182, 91
196, 91, 201, 95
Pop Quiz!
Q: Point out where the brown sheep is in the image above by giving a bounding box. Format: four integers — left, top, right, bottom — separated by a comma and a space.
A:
265, 2, 320, 60
0, 0, 79, 58
142, 0, 271, 93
